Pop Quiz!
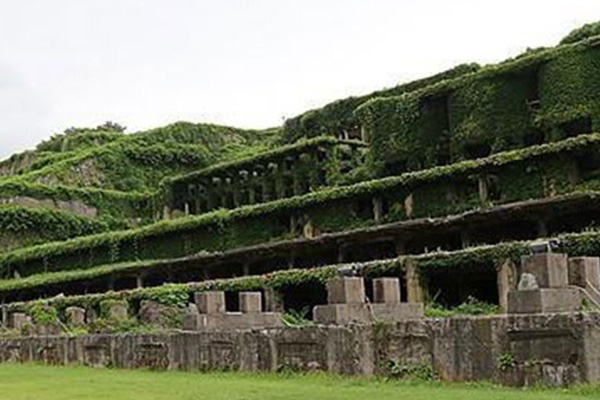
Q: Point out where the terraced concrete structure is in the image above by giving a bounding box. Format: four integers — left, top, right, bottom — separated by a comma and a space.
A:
3, 21, 600, 386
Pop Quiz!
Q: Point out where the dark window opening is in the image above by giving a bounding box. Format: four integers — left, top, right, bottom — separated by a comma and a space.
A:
293, 248, 338, 269
405, 232, 462, 254
561, 117, 592, 138
464, 143, 492, 159
426, 266, 498, 308
343, 240, 397, 263
384, 160, 408, 177
524, 129, 545, 146
487, 175, 501, 202
468, 220, 538, 247
225, 291, 240, 312
281, 282, 327, 319
575, 151, 600, 181
547, 209, 600, 237
355, 198, 375, 221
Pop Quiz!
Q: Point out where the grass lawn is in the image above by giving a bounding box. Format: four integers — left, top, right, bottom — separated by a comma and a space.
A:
0, 364, 599, 400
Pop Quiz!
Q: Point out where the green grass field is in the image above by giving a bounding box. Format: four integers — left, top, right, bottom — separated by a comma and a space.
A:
0, 364, 599, 400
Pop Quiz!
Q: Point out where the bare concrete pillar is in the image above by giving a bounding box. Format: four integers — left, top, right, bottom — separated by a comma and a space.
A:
478, 175, 488, 203
497, 259, 517, 313
242, 263, 250, 276
521, 253, 568, 288
568, 257, 600, 288
537, 219, 549, 237
65, 307, 86, 327
136, 275, 144, 289
373, 278, 401, 304
10, 313, 32, 330
327, 277, 365, 305
406, 259, 426, 303
239, 292, 262, 313
264, 288, 284, 312
195, 291, 226, 314
373, 197, 383, 223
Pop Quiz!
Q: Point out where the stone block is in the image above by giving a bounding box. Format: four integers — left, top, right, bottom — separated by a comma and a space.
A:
507, 288, 582, 314
313, 303, 424, 325
521, 253, 568, 288
239, 292, 262, 314
373, 278, 400, 304
327, 277, 365, 305
196, 312, 283, 330
568, 257, 600, 288
139, 300, 180, 327
195, 291, 226, 314
371, 303, 425, 320
183, 313, 200, 331
105, 301, 128, 320
10, 313, 32, 331
65, 307, 86, 327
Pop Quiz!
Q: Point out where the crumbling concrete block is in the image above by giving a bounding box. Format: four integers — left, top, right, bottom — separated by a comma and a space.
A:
10, 313, 32, 331
507, 288, 582, 314
239, 292, 262, 314
314, 277, 424, 325
103, 301, 128, 320
568, 257, 600, 288
195, 291, 225, 314
327, 277, 365, 305
373, 278, 400, 304
65, 307, 86, 327
521, 253, 569, 288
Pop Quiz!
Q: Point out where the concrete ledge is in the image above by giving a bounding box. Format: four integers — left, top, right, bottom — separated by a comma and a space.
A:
184, 312, 282, 331
508, 288, 582, 314
314, 303, 424, 325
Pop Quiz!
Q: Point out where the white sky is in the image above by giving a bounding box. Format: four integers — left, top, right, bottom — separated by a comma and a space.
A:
0, 0, 599, 159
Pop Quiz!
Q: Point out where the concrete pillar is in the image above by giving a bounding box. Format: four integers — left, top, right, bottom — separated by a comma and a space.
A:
242, 263, 250, 276
136, 275, 144, 289
537, 219, 549, 237
497, 259, 517, 313
373, 278, 401, 304
195, 291, 226, 314
521, 253, 568, 288
406, 259, 426, 303
327, 277, 365, 305
568, 257, 600, 288
264, 288, 284, 312
478, 175, 488, 203
394, 239, 406, 256
239, 292, 262, 313
373, 197, 383, 223
65, 307, 86, 327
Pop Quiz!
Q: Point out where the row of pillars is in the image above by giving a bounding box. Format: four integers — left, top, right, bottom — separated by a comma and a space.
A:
176, 148, 330, 216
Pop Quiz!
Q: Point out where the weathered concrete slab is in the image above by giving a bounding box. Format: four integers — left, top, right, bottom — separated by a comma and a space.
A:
507, 288, 582, 314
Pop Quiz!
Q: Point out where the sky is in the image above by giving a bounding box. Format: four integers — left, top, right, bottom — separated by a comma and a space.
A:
0, 0, 599, 159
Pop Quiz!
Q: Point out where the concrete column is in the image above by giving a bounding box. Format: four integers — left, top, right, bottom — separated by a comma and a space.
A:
136, 274, 144, 289
478, 175, 489, 203
373, 197, 383, 223
327, 277, 365, 304
195, 291, 226, 314
239, 292, 262, 313
497, 259, 517, 313
264, 288, 284, 312
406, 259, 426, 303
537, 219, 549, 238
242, 263, 250, 276
373, 278, 401, 304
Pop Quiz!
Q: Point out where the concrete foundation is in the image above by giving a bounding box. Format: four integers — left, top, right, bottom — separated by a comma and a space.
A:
186, 291, 282, 331
314, 277, 424, 324
1, 312, 600, 387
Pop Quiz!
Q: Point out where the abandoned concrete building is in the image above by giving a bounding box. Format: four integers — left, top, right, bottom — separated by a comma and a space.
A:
2, 22, 600, 387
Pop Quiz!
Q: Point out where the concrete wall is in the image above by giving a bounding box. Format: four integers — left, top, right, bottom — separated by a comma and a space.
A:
1, 312, 599, 387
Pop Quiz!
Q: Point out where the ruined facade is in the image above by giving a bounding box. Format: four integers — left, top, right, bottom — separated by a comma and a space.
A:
2, 22, 600, 387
